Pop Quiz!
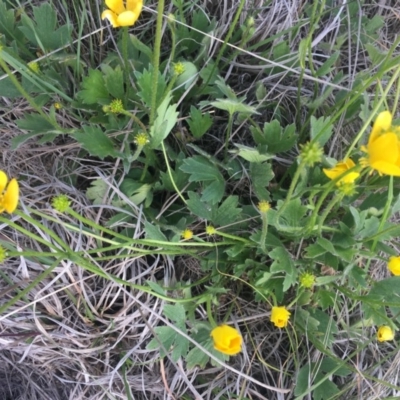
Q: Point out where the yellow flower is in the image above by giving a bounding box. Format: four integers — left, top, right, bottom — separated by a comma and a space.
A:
388, 256, 400, 276
206, 225, 216, 235
210, 325, 242, 355
181, 229, 193, 240
361, 111, 400, 176
377, 325, 395, 342
323, 158, 360, 186
270, 306, 291, 328
101, 0, 143, 28
0, 171, 19, 213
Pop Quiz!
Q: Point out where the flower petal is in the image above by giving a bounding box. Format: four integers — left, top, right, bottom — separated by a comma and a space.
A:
210, 325, 242, 355
0, 171, 8, 193
369, 111, 392, 145
101, 10, 120, 27
370, 161, 400, 176
127, 0, 142, 15
105, 0, 125, 14
117, 10, 140, 26
3, 178, 19, 213
368, 132, 398, 165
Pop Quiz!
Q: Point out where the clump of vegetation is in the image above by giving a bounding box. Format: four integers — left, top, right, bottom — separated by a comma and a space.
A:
1, 0, 400, 398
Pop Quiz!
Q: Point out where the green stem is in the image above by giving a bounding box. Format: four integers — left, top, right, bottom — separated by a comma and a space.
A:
161, 141, 186, 204
224, 113, 234, 161
275, 159, 306, 229
260, 212, 269, 253
206, 295, 217, 327
150, 0, 165, 124
122, 26, 129, 105
198, 0, 246, 92
214, 230, 251, 244
120, 109, 148, 133
317, 192, 344, 233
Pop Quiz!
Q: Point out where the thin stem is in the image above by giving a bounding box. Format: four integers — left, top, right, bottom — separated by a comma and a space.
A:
206, 296, 217, 328
0, 53, 60, 130
150, 0, 165, 124
260, 212, 269, 253
224, 113, 234, 161
122, 27, 129, 105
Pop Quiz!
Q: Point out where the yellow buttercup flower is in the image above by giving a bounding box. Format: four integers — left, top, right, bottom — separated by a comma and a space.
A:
270, 306, 291, 328
361, 111, 400, 176
388, 256, 400, 276
377, 325, 395, 342
323, 158, 360, 186
101, 0, 143, 28
210, 325, 242, 355
0, 171, 19, 213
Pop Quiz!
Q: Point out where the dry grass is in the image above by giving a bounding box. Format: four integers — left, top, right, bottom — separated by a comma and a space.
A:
1, 0, 400, 399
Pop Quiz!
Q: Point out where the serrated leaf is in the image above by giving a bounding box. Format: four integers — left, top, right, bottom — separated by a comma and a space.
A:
144, 221, 168, 242
135, 67, 167, 109
313, 374, 340, 400
129, 184, 152, 206
86, 179, 108, 205
310, 116, 332, 146
187, 106, 213, 139
78, 69, 110, 105
250, 162, 274, 201
212, 196, 242, 226
180, 156, 224, 182
102, 64, 125, 100
0, 2, 24, 42
16, 113, 55, 134
186, 344, 210, 369
146, 326, 176, 356
149, 92, 178, 149
269, 247, 297, 291
163, 304, 186, 325
251, 121, 296, 153
19, 3, 72, 51
201, 179, 225, 204
73, 126, 118, 159
186, 191, 212, 220
275, 198, 308, 233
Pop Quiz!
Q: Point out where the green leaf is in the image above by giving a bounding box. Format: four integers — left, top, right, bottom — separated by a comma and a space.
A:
163, 304, 186, 325
186, 343, 211, 369
186, 191, 212, 220
269, 247, 297, 291
146, 326, 176, 357
19, 3, 72, 51
135, 67, 167, 109
180, 155, 225, 204
313, 374, 340, 400
212, 196, 242, 226
315, 52, 340, 77
149, 92, 178, 149
146, 280, 166, 296
102, 65, 125, 100
175, 61, 198, 90
187, 106, 213, 139
129, 34, 153, 61
250, 162, 274, 201
231, 144, 273, 163
86, 179, 108, 205
144, 221, 168, 242
129, 184, 152, 206
78, 69, 110, 105
211, 98, 259, 115
16, 113, 54, 134
0, 2, 24, 42
310, 116, 332, 146
73, 126, 118, 159
275, 198, 308, 233
251, 120, 296, 153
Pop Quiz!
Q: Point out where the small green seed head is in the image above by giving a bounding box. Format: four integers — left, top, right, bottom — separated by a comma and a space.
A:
300, 142, 323, 166
134, 132, 149, 146
52, 194, 71, 212
109, 99, 124, 114
300, 272, 316, 289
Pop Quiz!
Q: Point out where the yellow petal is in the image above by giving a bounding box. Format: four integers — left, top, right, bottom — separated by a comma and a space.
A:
117, 10, 140, 26
210, 325, 242, 355
0, 170, 8, 192
3, 178, 19, 213
343, 158, 356, 169
101, 10, 120, 27
105, 0, 125, 14
370, 161, 400, 176
368, 132, 398, 165
126, 0, 143, 14
369, 111, 392, 144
